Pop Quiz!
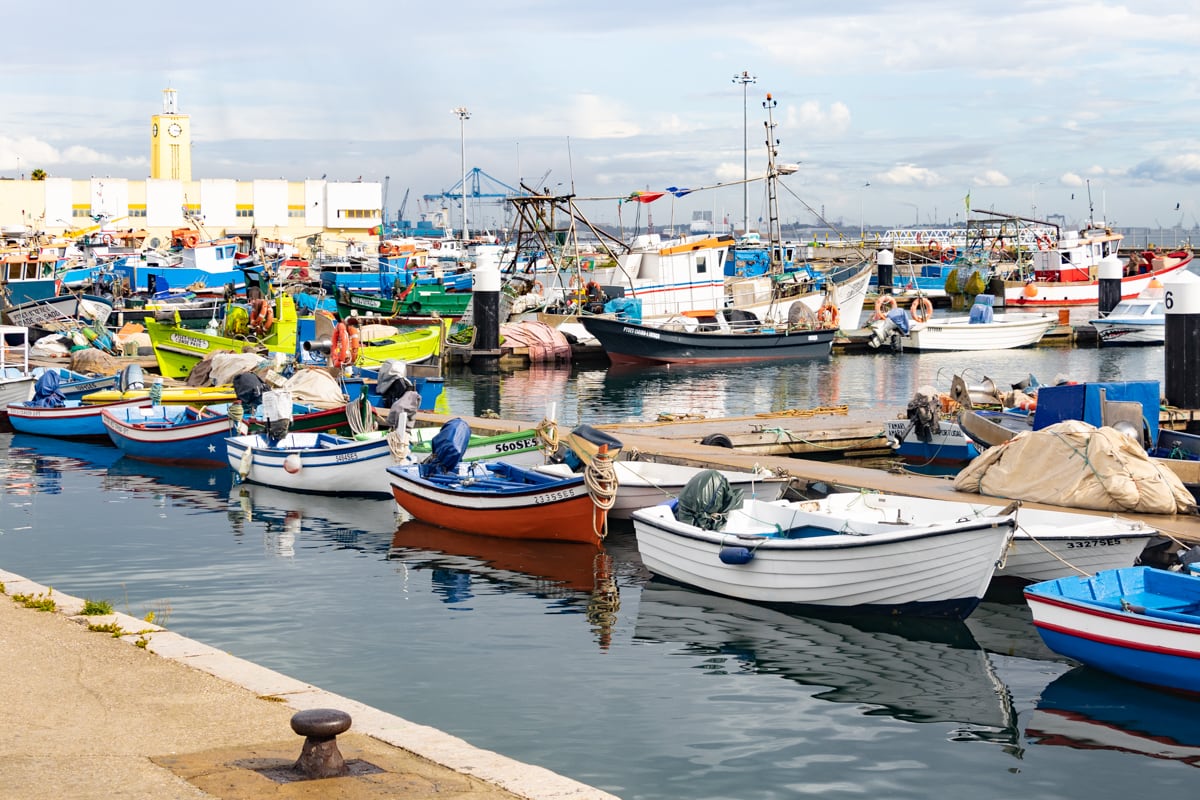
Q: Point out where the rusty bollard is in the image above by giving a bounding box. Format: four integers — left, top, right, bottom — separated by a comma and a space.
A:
291, 708, 352, 779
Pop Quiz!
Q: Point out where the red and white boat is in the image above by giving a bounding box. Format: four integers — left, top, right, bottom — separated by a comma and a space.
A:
992, 225, 1192, 307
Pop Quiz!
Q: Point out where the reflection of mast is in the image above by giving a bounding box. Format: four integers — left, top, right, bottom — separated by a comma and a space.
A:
587, 552, 620, 650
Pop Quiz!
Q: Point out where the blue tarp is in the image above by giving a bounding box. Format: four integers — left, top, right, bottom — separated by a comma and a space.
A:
425, 417, 471, 475
604, 297, 642, 324
26, 370, 66, 408
886, 307, 911, 334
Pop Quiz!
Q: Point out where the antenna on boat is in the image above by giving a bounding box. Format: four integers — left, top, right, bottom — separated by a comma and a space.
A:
1086, 179, 1095, 228
762, 92, 783, 274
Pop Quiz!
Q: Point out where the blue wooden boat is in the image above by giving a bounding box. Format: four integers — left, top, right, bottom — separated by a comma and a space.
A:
103, 399, 346, 466
8, 397, 152, 440
34, 367, 119, 401
1025, 566, 1200, 694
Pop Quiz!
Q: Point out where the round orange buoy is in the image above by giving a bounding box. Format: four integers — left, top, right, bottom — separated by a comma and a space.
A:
1023, 283, 1039, 298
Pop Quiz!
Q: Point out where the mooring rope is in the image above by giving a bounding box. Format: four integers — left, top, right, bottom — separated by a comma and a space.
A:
585, 448, 618, 540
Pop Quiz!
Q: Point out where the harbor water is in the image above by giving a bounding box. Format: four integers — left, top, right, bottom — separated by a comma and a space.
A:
1, 343, 1197, 799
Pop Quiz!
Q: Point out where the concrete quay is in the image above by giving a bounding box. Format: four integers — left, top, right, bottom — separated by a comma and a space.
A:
0, 569, 619, 800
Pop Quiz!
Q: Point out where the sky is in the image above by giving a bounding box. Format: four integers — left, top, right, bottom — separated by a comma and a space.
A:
2, 1, 1198, 234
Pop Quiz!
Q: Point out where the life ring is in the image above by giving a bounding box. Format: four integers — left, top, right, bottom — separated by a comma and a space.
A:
531, 280, 544, 294
817, 301, 840, 329
873, 294, 898, 320
927, 239, 941, 254
940, 246, 957, 263
910, 297, 933, 322
183, 233, 199, 248
100, 234, 114, 245
1037, 235, 1052, 251
249, 297, 275, 336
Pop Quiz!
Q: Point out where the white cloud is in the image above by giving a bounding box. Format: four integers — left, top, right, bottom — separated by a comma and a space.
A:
878, 164, 941, 187
973, 170, 1010, 187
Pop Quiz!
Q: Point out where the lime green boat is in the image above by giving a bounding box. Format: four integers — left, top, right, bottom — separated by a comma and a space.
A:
143, 293, 301, 379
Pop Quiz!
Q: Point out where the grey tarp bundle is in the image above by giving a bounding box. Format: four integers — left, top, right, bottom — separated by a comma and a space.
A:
954, 419, 1196, 515
675, 469, 745, 530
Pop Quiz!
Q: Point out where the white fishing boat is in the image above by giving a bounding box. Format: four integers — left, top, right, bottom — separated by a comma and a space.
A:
810, 491, 1158, 584
630, 471, 1015, 618
867, 295, 1055, 352
1089, 283, 1165, 346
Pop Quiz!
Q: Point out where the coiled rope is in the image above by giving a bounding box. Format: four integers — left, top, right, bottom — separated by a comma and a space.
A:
536, 417, 560, 459
584, 448, 618, 540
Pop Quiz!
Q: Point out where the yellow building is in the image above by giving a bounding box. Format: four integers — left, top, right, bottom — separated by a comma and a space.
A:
0, 89, 382, 254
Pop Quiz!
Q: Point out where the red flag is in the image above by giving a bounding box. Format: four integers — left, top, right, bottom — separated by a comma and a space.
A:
627, 191, 665, 204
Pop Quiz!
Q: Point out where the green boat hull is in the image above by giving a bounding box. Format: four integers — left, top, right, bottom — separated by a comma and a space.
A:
336, 285, 472, 320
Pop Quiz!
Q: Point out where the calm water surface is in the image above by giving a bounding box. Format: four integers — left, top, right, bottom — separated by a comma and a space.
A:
1, 344, 1194, 799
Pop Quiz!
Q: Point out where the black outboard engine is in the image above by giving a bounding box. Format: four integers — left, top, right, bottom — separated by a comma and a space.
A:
906, 385, 943, 443
232, 371, 267, 414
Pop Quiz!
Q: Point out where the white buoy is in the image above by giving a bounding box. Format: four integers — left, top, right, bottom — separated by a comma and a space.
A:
283, 454, 302, 474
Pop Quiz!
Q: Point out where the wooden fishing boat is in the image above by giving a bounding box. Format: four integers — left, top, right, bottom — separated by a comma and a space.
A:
7, 397, 153, 440
225, 422, 548, 496
630, 471, 1016, 619
386, 418, 614, 544
1025, 566, 1200, 694
102, 400, 346, 465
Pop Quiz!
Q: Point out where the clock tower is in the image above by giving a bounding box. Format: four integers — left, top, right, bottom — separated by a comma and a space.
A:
150, 87, 192, 181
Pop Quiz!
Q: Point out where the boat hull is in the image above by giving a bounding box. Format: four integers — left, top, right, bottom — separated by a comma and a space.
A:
1090, 319, 1164, 346
7, 397, 153, 439
883, 418, 981, 464
226, 432, 400, 496
996, 258, 1190, 307
387, 463, 606, 544
903, 313, 1056, 351
1025, 567, 1200, 694
580, 315, 835, 365
631, 498, 1014, 618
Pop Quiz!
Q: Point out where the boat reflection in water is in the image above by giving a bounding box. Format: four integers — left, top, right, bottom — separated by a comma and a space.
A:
5, 433, 124, 495
1028, 666, 1200, 767
228, 482, 400, 558
103, 455, 233, 513
633, 579, 1022, 746
388, 519, 623, 649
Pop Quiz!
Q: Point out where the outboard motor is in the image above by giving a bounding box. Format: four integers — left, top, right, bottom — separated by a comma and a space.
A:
376, 360, 416, 407
906, 385, 943, 443
867, 308, 911, 351
232, 371, 267, 414
118, 363, 145, 392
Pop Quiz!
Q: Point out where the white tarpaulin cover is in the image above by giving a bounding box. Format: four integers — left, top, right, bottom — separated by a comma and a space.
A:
283, 368, 346, 408
954, 419, 1196, 515
207, 353, 268, 386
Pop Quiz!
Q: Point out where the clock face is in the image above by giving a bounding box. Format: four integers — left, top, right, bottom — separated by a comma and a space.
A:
152, 123, 158, 137
168, 123, 182, 137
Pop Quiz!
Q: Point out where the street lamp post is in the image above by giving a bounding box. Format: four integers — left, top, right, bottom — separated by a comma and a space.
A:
453, 106, 471, 239
860, 182, 870, 242
732, 70, 756, 238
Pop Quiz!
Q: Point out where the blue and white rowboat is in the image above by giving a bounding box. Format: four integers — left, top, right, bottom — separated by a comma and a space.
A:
1025, 566, 1200, 694
7, 397, 152, 440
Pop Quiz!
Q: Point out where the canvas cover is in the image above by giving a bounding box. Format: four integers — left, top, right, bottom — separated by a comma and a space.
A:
424, 417, 472, 474
675, 469, 745, 531
282, 368, 347, 408
26, 370, 66, 408
954, 419, 1195, 515
207, 353, 269, 387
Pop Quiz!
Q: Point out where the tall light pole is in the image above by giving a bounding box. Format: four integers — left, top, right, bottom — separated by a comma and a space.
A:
860, 182, 870, 242
732, 70, 756, 238
453, 106, 470, 239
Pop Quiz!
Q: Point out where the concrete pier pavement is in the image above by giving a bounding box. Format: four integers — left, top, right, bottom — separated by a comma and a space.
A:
0, 569, 619, 800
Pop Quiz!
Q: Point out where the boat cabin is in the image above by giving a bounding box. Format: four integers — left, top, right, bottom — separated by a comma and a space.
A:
1031, 225, 1122, 282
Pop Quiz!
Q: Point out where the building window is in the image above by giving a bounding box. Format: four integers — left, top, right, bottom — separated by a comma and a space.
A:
236, 208, 255, 218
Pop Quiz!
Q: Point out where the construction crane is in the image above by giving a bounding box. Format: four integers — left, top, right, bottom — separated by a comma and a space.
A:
397, 188, 410, 224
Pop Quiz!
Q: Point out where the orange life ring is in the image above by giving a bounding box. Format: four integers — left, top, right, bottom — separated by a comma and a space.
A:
249, 298, 275, 336
927, 239, 941, 253
100, 233, 114, 245
817, 301, 840, 329
1037, 235, 1052, 251
940, 246, 957, 263
531, 279, 545, 293
183, 233, 199, 248
872, 294, 898, 320
330, 320, 360, 368
910, 297, 933, 322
